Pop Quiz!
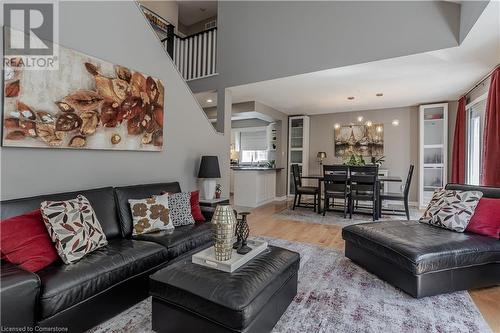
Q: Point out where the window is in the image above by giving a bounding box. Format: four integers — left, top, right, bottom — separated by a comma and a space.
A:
466, 94, 487, 185
241, 150, 268, 163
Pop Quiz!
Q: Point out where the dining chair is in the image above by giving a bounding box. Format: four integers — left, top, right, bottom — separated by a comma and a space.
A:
379, 164, 414, 220
323, 165, 350, 217
291, 164, 319, 212
349, 165, 379, 221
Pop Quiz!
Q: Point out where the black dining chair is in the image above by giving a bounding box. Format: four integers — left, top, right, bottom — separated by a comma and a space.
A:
323, 165, 350, 217
291, 164, 319, 212
349, 165, 379, 221
379, 165, 414, 220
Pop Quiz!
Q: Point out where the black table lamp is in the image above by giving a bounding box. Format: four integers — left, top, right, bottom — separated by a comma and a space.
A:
198, 156, 221, 200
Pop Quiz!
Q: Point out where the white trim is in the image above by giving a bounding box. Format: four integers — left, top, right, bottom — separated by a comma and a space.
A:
419, 103, 448, 209
465, 92, 488, 110
274, 196, 288, 201
186, 73, 219, 82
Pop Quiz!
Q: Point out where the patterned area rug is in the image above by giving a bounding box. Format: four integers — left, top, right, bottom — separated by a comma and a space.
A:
88, 237, 491, 333
273, 205, 422, 228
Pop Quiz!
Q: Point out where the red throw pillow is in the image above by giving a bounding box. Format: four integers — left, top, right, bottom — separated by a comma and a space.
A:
1, 209, 59, 272
466, 198, 500, 239
190, 191, 206, 222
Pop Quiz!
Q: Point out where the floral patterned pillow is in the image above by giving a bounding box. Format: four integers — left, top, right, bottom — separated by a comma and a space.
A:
419, 188, 483, 232
128, 194, 173, 235
40, 195, 108, 264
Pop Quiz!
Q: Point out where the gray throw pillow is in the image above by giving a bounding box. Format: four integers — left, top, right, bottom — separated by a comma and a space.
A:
168, 192, 195, 227
419, 188, 483, 232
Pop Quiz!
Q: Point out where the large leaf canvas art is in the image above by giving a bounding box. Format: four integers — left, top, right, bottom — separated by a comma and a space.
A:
3, 44, 164, 151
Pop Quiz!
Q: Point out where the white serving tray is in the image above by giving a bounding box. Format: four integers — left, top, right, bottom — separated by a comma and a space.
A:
192, 239, 268, 273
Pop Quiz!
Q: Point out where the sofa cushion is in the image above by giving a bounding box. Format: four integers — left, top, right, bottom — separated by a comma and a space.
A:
168, 192, 195, 227
1, 261, 40, 328
466, 198, 500, 239
190, 191, 205, 222
41, 195, 108, 264
128, 195, 173, 235
36, 239, 168, 319
419, 189, 482, 232
1, 209, 59, 272
0, 187, 121, 240
133, 222, 212, 260
342, 220, 500, 275
114, 182, 182, 237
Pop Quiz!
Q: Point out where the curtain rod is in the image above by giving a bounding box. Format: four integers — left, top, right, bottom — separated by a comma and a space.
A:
463, 64, 499, 97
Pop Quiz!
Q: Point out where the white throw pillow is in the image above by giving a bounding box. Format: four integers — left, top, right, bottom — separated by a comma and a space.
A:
41, 195, 108, 264
419, 188, 483, 232
128, 194, 173, 235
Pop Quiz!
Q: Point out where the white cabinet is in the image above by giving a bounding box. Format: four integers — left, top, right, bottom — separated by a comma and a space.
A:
233, 170, 277, 207
419, 103, 448, 209
287, 116, 310, 195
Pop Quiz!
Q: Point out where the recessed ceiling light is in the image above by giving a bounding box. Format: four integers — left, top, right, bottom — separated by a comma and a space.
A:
347, 96, 355, 100
392, 119, 400, 126
376, 93, 384, 97
206, 99, 213, 103
357, 116, 364, 122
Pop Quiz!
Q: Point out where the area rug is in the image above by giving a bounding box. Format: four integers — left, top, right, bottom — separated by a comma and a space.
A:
87, 237, 492, 333
273, 205, 422, 228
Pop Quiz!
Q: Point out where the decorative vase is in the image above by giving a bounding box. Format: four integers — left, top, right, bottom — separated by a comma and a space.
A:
211, 205, 237, 261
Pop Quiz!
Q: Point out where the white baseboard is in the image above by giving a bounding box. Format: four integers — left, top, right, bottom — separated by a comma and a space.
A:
274, 196, 288, 201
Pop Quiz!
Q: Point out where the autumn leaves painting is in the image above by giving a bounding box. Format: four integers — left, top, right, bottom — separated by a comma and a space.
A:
2, 45, 165, 151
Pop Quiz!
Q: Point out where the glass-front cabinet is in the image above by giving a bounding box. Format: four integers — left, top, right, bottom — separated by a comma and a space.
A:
288, 116, 310, 195
419, 103, 448, 208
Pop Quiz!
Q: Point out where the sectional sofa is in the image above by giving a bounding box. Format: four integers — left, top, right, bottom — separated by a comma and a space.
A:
0, 182, 214, 332
343, 183, 500, 298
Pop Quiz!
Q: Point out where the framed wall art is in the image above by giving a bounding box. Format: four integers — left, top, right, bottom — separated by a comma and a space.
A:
334, 124, 384, 157
3, 38, 165, 151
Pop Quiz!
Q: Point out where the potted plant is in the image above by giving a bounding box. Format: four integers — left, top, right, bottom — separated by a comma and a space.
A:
215, 184, 222, 199
344, 153, 365, 166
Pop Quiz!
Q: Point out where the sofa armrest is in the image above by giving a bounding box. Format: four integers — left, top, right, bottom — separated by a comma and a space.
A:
201, 206, 215, 221
1, 261, 40, 329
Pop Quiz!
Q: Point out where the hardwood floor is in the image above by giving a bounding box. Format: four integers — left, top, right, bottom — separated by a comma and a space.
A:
245, 199, 500, 333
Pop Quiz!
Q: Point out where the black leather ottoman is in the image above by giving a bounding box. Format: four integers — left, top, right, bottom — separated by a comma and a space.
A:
149, 245, 300, 333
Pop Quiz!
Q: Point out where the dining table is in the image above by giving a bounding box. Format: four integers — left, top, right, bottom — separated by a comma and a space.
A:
301, 174, 402, 217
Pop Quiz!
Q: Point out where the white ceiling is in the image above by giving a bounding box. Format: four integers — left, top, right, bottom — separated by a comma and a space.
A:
230, 1, 500, 115
177, 1, 217, 27
195, 90, 217, 108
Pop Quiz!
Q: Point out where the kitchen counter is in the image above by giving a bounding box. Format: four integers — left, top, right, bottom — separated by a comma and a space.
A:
231, 166, 284, 171
232, 167, 282, 208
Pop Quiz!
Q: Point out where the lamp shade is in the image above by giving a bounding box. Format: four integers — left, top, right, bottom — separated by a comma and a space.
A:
198, 156, 221, 178
317, 152, 327, 159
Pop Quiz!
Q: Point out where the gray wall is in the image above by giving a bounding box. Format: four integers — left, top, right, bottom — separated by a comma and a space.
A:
0, 1, 229, 200
309, 102, 461, 203
308, 107, 420, 202
459, 1, 490, 42
218, 1, 462, 88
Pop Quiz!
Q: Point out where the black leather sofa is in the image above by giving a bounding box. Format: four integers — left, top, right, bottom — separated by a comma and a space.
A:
342, 184, 500, 298
0, 182, 214, 332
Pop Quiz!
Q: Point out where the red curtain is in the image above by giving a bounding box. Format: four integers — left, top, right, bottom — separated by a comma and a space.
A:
482, 68, 500, 186
451, 97, 466, 184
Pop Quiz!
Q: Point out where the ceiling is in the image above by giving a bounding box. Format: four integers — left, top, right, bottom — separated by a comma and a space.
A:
177, 1, 217, 27
229, 1, 499, 115
195, 90, 217, 108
